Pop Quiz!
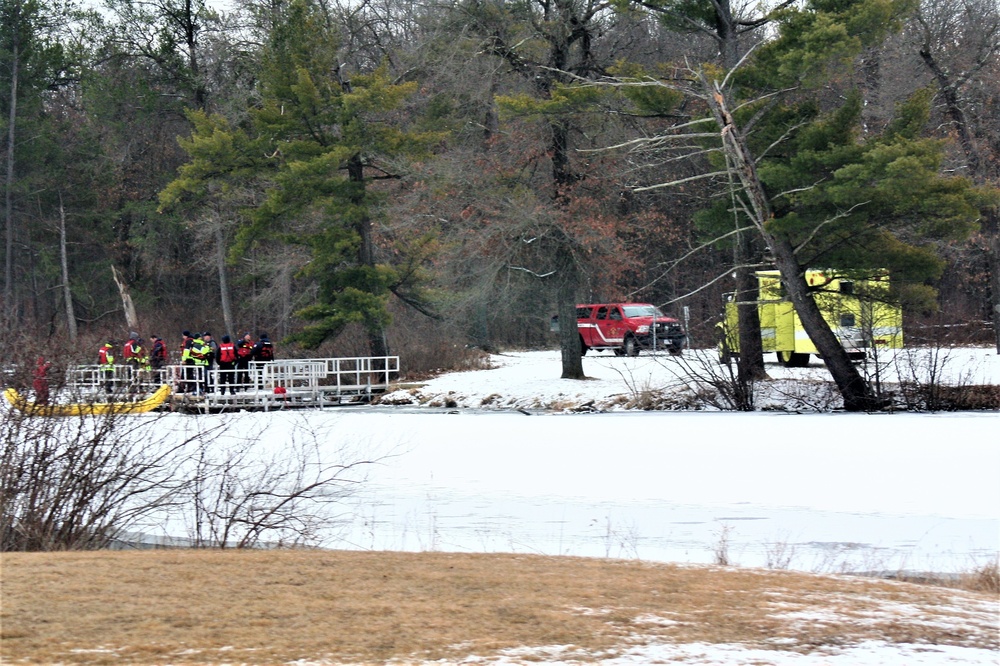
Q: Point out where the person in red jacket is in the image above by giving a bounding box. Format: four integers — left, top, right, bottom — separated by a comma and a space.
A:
216, 334, 238, 395
33, 357, 51, 405
123, 332, 140, 366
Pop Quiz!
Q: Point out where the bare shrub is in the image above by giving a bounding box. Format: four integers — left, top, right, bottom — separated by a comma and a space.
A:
759, 379, 842, 412
1, 403, 380, 552
185, 417, 377, 548
0, 409, 198, 551
712, 523, 734, 566
665, 349, 757, 411
893, 346, 998, 411
385, 309, 493, 378
966, 558, 999, 594
400, 341, 491, 379
763, 536, 797, 570
593, 516, 642, 559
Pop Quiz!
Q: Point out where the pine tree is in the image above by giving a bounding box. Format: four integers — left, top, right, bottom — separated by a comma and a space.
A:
161, 0, 442, 355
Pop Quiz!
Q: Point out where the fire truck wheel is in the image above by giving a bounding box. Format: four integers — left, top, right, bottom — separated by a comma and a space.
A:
778, 351, 810, 367
580, 337, 589, 356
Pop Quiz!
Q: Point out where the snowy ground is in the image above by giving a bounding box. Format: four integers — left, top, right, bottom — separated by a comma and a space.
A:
377, 345, 1000, 412
134, 347, 1000, 664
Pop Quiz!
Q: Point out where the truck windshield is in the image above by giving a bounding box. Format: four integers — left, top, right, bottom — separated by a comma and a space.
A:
622, 305, 666, 318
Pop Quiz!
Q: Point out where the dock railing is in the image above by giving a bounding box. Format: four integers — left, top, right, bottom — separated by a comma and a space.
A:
65, 356, 400, 411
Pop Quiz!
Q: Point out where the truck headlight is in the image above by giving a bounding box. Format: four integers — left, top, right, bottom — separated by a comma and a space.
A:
637, 325, 649, 333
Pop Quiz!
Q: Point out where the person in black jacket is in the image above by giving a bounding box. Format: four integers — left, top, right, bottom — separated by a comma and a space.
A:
203, 332, 219, 392
149, 335, 167, 369
252, 333, 274, 362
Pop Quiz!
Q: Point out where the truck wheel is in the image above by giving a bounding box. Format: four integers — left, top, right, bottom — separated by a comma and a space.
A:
623, 336, 639, 357
579, 337, 589, 356
778, 351, 810, 367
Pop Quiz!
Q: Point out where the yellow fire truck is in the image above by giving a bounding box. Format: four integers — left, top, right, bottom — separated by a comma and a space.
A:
718, 269, 904, 367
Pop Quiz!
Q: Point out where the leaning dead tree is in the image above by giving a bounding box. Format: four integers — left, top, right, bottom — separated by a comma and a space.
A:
110, 265, 139, 332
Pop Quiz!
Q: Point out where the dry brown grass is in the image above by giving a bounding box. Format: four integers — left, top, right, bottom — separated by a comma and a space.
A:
1, 550, 996, 665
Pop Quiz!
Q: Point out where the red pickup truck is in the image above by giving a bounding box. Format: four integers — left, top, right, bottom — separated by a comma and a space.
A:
572, 303, 686, 356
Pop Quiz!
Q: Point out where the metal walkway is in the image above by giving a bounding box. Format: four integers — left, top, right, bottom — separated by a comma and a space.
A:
66, 357, 400, 413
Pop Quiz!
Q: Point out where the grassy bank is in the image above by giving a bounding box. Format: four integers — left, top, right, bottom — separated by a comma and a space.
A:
1, 550, 996, 664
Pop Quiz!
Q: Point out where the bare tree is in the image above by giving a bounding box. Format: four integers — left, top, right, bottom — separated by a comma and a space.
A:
468, 0, 618, 379
914, 0, 1000, 352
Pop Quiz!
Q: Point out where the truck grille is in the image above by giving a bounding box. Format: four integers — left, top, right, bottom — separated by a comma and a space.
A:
654, 322, 684, 338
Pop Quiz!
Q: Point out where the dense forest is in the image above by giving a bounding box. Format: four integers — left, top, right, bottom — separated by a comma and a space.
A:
2, 0, 998, 383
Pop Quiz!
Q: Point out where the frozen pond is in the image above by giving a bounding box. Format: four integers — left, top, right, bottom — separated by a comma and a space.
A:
302, 408, 1000, 575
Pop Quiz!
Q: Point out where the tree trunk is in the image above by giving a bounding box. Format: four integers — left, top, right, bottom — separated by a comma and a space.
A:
735, 236, 766, 382
4, 26, 19, 319
768, 238, 879, 411
716, 6, 767, 382
214, 219, 234, 339
556, 244, 585, 379
985, 209, 1000, 353
349, 153, 390, 358
58, 195, 77, 342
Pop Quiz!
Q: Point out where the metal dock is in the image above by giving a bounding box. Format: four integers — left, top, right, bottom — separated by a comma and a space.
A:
66, 357, 400, 413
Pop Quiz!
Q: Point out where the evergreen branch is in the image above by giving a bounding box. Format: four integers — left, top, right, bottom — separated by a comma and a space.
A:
389, 286, 441, 320
628, 0, 726, 44
734, 0, 797, 31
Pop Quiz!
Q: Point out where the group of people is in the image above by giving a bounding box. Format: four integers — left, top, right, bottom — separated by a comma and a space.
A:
98, 330, 275, 395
